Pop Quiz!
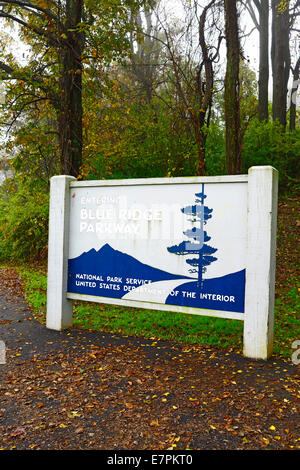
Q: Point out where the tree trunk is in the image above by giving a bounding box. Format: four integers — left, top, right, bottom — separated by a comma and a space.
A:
224, 0, 241, 174
195, 0, 217, 176
58, 0, 83, 177
271, 0, 290, 129
255, 0, 269, 121
194, 122, 207, 176
290, 56, 300, 131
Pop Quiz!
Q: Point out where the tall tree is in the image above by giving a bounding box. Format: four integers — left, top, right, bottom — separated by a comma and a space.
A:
0, 0, 84, 176
242, 0, 269, 121
195, 0, 222, 175
289, 55, 300, 130
129, 3, 160, 103
271, 0, 291, 129
224, 0, 241, 174
255, 0, 269, 121
151, 0, 222, 175
289, 0, 300, 130
58, 0, 84, 176
248, 0, 270, 121
0, 1, 142, 177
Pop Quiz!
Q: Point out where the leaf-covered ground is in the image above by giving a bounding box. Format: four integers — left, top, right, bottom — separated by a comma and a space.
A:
0, 194, 299, 450
0, 266, 299, 451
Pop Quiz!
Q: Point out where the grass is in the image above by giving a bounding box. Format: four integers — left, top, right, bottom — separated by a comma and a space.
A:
9, 263, 299, 357
273, 285, 300, 357
10, 263, 244, 352
1, 194, 299, 359
73, 302, 244, 350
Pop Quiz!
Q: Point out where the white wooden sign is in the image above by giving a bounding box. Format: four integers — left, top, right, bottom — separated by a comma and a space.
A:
46, 166, 278, 360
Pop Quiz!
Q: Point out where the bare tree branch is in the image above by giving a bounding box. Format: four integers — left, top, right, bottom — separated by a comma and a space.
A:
0, 60, 13, 74
0, 0, 59, 23
0, 11, 59, 46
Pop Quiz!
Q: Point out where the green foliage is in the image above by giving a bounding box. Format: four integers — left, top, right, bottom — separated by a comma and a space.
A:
12, 262, 244, 352
274, 283, 300, 356
0, 1, 299, 266
0, 176, 49, 261
242, 119, 300, 189
13, 264, 48, 324
205, 122, 226, 175
82, 96, 199, 180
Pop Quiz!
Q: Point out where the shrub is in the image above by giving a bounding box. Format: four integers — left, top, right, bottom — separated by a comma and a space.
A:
0, 176, 49, 261
242, 119, 300, 190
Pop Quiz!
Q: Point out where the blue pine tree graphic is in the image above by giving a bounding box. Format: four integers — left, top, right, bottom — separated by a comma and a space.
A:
167, 184, 217, 287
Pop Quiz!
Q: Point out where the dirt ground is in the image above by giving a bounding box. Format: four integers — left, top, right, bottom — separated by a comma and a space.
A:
0, 267, 299, 451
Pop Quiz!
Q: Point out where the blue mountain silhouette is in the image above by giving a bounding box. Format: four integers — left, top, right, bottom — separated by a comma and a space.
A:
165, 269, 246, 313
68, 243, 191, 298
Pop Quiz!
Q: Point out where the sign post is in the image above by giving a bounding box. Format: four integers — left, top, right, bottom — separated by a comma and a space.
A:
243, 166, 278, 359
46, 166, 278, 360
46, 175, 75, 331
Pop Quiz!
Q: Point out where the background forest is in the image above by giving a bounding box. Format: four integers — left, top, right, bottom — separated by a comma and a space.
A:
0, 0, 299, 262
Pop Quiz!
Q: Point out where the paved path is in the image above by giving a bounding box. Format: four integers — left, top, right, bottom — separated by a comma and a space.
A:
0, 270, 189, 363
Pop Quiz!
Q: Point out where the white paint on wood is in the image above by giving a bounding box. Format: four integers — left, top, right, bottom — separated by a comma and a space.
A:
46, 167, 278, 360
46, 175, 75, 331
70, 174, 248, 188
66, 292, 245, 321
243, 166, 278, 360
68, 181, 248, 279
